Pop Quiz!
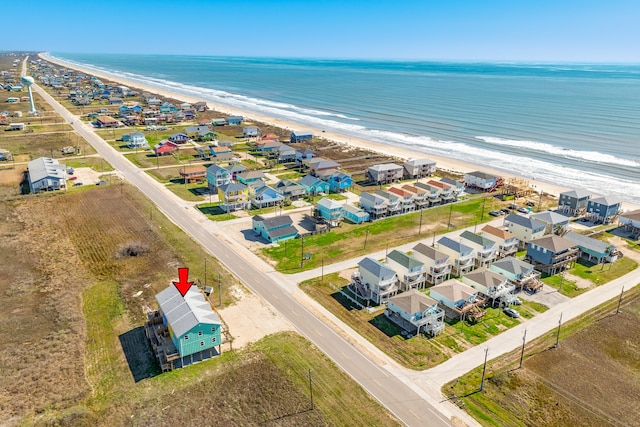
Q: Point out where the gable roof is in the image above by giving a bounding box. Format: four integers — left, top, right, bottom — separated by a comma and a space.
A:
28, 157, 66, 182
529, 234, 576, 252
529, 211, 571, 225
491, 256, 535, 276
388, 289, 438, 314
253, 214, 293, 229
299, 174, 325, 187
404, 158, 436, 167
589, 195, 622, 206
219, 182, 247, 193
437, 236, 473, 256
481, 225, 516, 240
505, 213, 546, 231
206, 164, 228, 174
564, 231, 613, 255
358, 257, 397, 281
317, 198, 343, 210
156, 285, 220, 338
430, 279, 477, 302
412, 243, 449, 262
368, 163, 403, 172
460, 230, 497, 248
387, 250, 424, 270
560, 188, 591, 199
463, 267, 506, 288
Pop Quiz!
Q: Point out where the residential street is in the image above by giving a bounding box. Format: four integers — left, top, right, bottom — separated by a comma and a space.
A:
31, 77, 639, 427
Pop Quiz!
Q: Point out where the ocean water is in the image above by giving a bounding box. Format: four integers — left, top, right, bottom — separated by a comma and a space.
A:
50, 53, 640, 204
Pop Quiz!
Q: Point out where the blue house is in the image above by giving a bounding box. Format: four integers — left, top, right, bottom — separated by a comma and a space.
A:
169, 132, 189, 144
123, 132, 148, 149
226, 116, 243, 125
252, 215, 298, 243
564, 231, 619, 264
206, 164, 231, 190
327, 171, 353, 193
251, 185, 285, 209
299, 174, 329, 195
526, 235, 579, 274
154, 285, 222, 369
586, 195, 622, 224
236, 170, 265, 185
290, 131, 313, 143
316, 198, 344, 225
343, 204, 370, 224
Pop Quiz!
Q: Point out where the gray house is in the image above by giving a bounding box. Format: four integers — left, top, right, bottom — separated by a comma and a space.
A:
385, 289, 445, 337
412, 243, 452, 285
558, 189, 591, 216
28, 157, 67, 193
490, 256, 542, 292
366, 163, 403, 184
403, 158, 436, 179
437, 236, 475, 276
352, 257, 399, 304
529, 211, 571, 234
386, 249, 426, 291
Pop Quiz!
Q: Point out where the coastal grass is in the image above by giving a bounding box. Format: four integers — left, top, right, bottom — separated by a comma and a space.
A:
299, 273, 548, 370
166, 182, 208, 202
540, 274, 583, 297
197, 202, 240, 221
443, 285, 640, 427
64, 156, 114, 172
264, 197, 492, 272
570, 257, 637, 286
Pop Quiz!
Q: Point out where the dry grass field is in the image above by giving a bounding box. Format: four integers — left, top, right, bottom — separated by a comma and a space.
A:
446, 286, 640, 427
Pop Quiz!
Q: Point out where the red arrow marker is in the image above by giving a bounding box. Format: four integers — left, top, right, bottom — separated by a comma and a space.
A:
173, 267, 194, 297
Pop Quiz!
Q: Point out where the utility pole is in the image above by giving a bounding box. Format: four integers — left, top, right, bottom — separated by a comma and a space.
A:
448, 204, 453, 229
300, 236, 304, 268
519, 329, 527, 369
218, 273, 222, 307
308, 369, 314, 410
554, 312, 563, 348
480, 197, 487, 221
616, 286, 624, 314
480, 347, 489, 392
363, 227, 370, 250
537, 188, 543, 212
204, 257, 207, 288
321, 257, 324, 282
419, 209, 424, 235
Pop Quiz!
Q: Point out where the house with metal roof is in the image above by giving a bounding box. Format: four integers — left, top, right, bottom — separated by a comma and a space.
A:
437, 236, 475, 276
316, 198, 344, 225
388, 187, 416, 213
504, 213, 547, 248
490, 256, 542, 293
225, 116, 243, 125
290, 131, 313, 143
180, 165, 206, 183
459, 230, 498, 268
586, 195, 622, 224
461, 267, 515, 305
386, 249, 426, 290
464, 171, 501, 192
427, 180, 456, 203
366, 163, 403, 184
250, 185, 284, 209
564, 231, 619, 264
558, 189, 591, 216
374, 190, 402, 216
275, 179, 306, 200
529, 211, 571, 234
243, 126, 259, 138
412, 243, 452, 285
526, 235, 579, 274
352, 257, 399, 304
359, 192, 388, 220
236, 170, 265, 185
342, 203, 370, 224
481, 225, 519, 258
429, 279, 484, 321
440, 177, 465, 196
169, 132, 189, 144
385, 289, 445, 337
153, 285, 222, 369
299, 174, 329, 195
326, 171, 353, 193
28, 157, 67, 193
252, 215, 298, 243
206, 164, 231, 190
414, 181, 442, 206
401, 184, 430, 210
403, 158, 436, 179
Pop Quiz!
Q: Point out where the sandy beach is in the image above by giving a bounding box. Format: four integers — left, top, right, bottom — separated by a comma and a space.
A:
39, 53, 638, 210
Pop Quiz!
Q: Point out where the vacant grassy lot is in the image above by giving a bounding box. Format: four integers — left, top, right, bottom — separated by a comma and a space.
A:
445, 285, 640, 427
265, 197, 500, 272
300, 273, 547, 370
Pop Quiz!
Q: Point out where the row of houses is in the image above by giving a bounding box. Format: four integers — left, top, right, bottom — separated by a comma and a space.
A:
558, 188, 622, 223
366, 159, 437, 184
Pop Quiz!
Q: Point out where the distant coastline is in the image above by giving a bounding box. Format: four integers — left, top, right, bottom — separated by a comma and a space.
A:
39, 52, 640, 210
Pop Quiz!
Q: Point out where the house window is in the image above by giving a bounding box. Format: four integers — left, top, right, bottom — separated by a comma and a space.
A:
212, 337, 217, 343
184, 335, 189, 341
200, 341, 205, 347
211, 326, 216, 333
198, 330, 203, 336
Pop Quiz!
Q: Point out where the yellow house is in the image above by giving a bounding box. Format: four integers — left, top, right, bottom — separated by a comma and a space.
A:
217, 182, 250, 212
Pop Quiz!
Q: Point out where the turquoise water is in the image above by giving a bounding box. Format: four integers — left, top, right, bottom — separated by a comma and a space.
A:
51, 53, 640, 204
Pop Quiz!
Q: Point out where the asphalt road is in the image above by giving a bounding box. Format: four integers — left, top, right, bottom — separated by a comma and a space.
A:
33, 82, 455, 426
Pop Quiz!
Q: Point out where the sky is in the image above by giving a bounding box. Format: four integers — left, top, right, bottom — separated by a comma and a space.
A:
12, 0, 640, 62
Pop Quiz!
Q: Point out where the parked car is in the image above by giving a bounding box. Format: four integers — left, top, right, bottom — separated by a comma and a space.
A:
68, 176, 77, 181
504, 307, 520, 318
508, 203, 518, 210
517, 207, 529, 214
500, 209, 510, 215
489, 210, 501, 217
96, 180, 106, 186
526, 200, 536, 207
73, 182, 83, 186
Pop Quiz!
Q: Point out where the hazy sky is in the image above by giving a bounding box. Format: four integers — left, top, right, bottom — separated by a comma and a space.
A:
15, 0, 640, 62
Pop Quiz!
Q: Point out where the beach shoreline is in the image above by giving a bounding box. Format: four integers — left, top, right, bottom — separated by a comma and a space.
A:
38, 52, 638, 210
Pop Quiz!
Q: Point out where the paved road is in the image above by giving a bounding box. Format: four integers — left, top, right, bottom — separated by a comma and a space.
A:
32, 76, 457, 427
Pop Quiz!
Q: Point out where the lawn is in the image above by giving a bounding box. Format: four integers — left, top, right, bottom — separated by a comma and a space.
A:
197, 202, 240, 221
264, 197, 493, 272
571, 257, 637, 285
300, 273, 548, 370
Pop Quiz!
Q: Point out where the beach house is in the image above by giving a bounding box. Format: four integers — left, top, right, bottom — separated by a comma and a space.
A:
386, 249, 426, 291
564, 231, 619, 264
402, 184, 430, 210
169, 132, 189, 144
151, 285, 222, 370
316, 198, 344, 226
366, 163, 403, 184
481, 225, 519, 258
414, 181, 442, 206
204, 165, 229, 190
461, 267, 515, 306
427, 180, 456, 203
388, 187, 416, 213
374, 190, 402, 216
352, 257, 399, 305
28, 157, 67, 193
290, 131, 313, 143
218, 183, 250, 212
618, 209, 640, 239
299, 174, 329, 195
412, 243, 452, 285
403, 158, 436, 179
236, 170, 265, 186
326, 171, 353, 193
153, 140, 178, 156
342, 204, 370, 224
123, 132, 148, 149
252, 215, 298, 243
526, 235, 579, 274
585, 195, 622, 224
459, 230, 498, 268
440, 177, 465, 197
529, 211, 571, 235
558, 189, 591, 216
306, 158, 340, 177
179, 165, 206, 183
437, 236, 475, 276
385, 289, 445, 337
504, 213, 547, 248
464, 171, 502, 192
250, 185, 284, 209
275, 179, 306, 200
225, 116, 243, 125
490, 256, 542, 293
429, 279, 483, 321
243, 126, 259, 138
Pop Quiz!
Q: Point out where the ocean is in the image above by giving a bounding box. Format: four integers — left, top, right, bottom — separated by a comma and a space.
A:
50, 53, 640, 205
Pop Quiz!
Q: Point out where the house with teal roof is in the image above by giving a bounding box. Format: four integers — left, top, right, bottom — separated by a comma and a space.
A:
250, 185, 284, 209
343, 204, 370, 224
299, 174, 329, 195
326, 171, 353, 192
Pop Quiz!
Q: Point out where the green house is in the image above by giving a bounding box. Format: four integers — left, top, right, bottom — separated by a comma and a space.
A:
156, 285, 222, 367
